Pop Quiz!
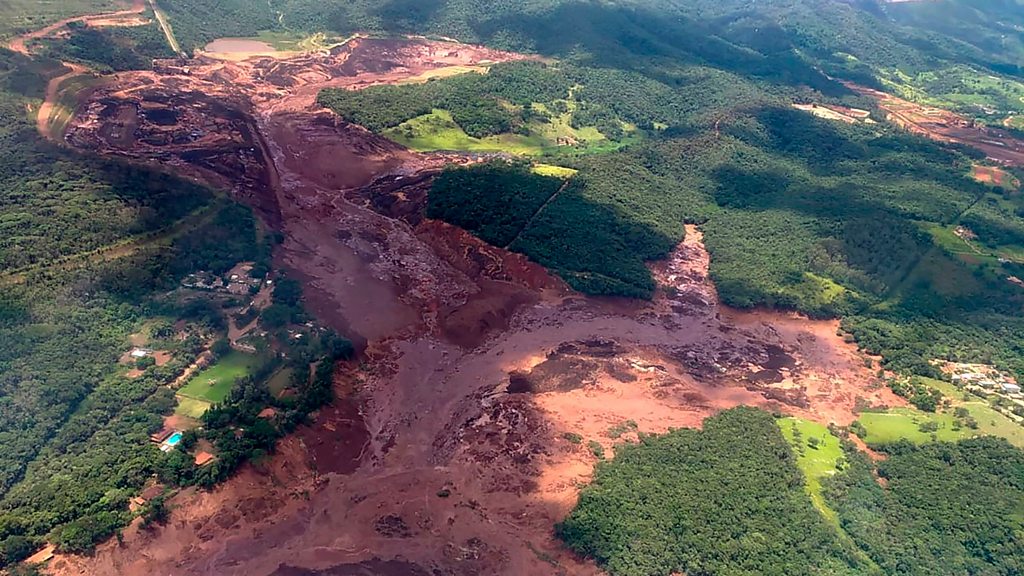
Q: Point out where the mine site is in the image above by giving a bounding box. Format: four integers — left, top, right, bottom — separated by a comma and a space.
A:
10, 29, 918, 576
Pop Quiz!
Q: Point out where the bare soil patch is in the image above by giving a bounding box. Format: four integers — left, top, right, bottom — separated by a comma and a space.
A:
846, 81, 1024, 165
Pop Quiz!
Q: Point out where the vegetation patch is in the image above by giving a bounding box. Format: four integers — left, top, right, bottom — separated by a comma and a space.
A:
427, 161, 563, 247
778, 417, 845, 524
0, 0, 122, 37
174, 396, 212, 419
531, 163, 578, 178
854, 408, 974, 445
823, 437, 1024, 575
177, 350, 262, 404
320, 61, 636, 154
384, 109, 551, 155
558, 408, 866, 576
36, 21, 176, 72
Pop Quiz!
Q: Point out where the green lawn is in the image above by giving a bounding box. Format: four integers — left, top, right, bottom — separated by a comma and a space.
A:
856, 374, 1024, 448
382, 108, 637, 156
177, 350, 260, 404
857, 408, 972, 445
266, 366, 294, 397
919, 377, 1024, 447
777, 417, 844, 524
174, 395, 212, 418
383, 109, 551, 155
531, 163, 578, 178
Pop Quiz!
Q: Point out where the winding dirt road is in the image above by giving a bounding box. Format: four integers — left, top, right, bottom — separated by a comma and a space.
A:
6, 0, 146, 55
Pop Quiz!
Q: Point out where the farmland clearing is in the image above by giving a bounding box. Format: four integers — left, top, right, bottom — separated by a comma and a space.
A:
176, 350, 261, 405
778, 417, 844, 524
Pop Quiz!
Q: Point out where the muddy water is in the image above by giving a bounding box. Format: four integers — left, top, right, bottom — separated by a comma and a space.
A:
205, 38, 277, 53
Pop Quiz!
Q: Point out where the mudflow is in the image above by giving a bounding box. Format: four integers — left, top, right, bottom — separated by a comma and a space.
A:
50, 36, 905, 576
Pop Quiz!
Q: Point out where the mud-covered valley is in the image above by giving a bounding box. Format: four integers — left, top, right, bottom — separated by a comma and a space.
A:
42, 36, 908, 576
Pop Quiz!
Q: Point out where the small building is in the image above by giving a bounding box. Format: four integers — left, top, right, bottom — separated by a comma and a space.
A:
130, 348, 151, 359
149, 426, 175, 443
194, 451, 216, 467
1002, 382, 1022, 394
258, 407, 277, 419
979, 379, 998, 388
131, 484, 166, 510
25, 544, 55, 565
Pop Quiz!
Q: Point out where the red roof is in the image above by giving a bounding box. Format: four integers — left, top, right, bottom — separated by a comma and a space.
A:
194, 451, 216, 467
149, 427, 174, 443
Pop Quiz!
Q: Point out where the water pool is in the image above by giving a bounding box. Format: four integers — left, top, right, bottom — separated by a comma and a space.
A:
165, 432, 183, 446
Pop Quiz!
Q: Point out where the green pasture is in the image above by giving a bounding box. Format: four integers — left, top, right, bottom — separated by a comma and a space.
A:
177, 350, 260, 404
777, 417, 844, 524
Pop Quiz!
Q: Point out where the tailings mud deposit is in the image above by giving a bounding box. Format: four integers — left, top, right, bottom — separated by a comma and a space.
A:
51, 38, 906, 576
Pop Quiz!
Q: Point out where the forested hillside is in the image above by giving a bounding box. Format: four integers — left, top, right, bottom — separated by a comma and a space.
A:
560, 409, 1024, 576
327, 54, 1023, 377
0, 48, 353, 567
559, 408, 867, 576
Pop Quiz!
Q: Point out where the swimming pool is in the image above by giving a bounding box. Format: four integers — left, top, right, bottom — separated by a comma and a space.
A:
165, 432, 183, 446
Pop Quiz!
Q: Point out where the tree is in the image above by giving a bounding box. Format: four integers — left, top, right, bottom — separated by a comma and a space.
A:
211, 338, 231, 358
142, 495, 169, 527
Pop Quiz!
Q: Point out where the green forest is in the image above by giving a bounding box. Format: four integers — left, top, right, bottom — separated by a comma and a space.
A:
559, 408, 866, 576
33, 21, 177, 72
560, 409, 1024, 576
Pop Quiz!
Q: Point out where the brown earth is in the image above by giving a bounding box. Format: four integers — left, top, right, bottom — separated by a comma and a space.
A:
971, 164, 1020, 190
46, 36, 906, 576
846, 81, 1024, 165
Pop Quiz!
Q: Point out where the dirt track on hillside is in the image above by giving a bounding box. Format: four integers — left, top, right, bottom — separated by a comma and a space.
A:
47, 38, 905, 576
6, 0, 146, 55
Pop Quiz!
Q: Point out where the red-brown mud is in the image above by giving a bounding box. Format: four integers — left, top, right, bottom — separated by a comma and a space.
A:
48, 38, 905, 576
846, 82, 1024, 165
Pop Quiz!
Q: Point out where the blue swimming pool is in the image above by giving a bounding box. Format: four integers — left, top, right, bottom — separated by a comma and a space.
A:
165, 432, 183, 446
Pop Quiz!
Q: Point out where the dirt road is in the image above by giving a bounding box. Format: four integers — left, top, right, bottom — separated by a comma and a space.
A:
6, 0, 146, 55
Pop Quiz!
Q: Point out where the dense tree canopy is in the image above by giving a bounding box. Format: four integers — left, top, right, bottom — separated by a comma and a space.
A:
558, 408, 866, 576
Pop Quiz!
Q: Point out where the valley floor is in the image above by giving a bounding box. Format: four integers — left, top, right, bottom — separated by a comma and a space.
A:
43, 38, 907, 575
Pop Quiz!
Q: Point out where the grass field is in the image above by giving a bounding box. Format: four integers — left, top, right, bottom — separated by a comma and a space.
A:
923, 220, 1024, 269
174, 395, 211, 418
917, 377, 1024, 447
266, 366, 293, 397
384, 109, 551, 154
855, 374, 1024, 447
857, 408, 969, 444
531, 163, 578, 178
177, 350, 260, 404
382, 108, 637, 156
777, 417, 844, 524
